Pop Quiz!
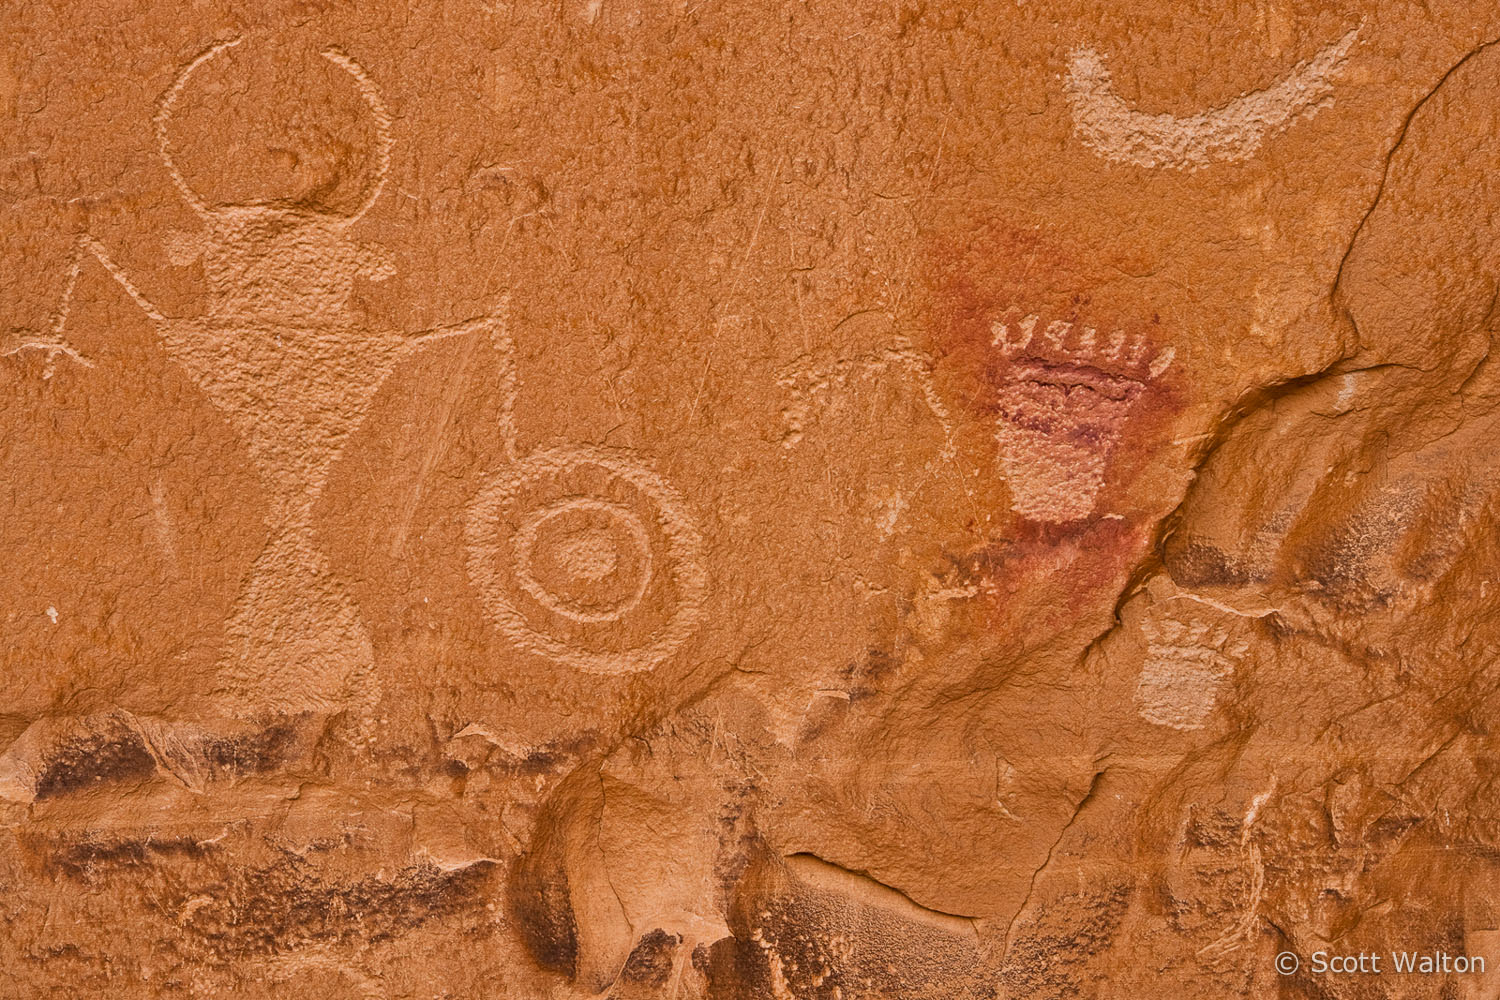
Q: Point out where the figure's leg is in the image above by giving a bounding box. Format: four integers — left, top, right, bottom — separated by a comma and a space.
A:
214, 527, 378, 717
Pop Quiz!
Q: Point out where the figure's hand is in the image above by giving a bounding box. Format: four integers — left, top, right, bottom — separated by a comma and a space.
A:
400, 311, 510, 352
1, 332, 93, 377
163, 229, 207, 266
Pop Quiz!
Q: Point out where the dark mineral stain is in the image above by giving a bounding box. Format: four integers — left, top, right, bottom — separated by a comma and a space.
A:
998, 884, 1132, 1000
43, 834, 208, 879
841, 646, 900, 701
179, 859, 497, 958
488, 730, 598, 778
1183, 812, 1242, 850
30, 715, 306, 803
518, 749, 567, 775
620, 928, 680, 987
34, 733, 156, 800
796, 647, 905, 743
30, 825, 496, 956
507, 769, 602, 978
712, 853, 991, 1000
201, 719, 301, 774
508, 859, 578, 977
1164, 537, 1261, 588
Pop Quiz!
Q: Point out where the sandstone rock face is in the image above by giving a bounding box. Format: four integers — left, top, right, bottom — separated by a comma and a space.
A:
3, 3, 1500, 998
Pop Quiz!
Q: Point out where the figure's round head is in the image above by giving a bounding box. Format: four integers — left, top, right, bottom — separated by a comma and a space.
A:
155, 38, 394, 231
155, 39, 397, 323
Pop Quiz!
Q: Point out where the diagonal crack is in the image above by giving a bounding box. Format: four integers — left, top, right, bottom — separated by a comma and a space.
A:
1077, 356, 1356, 668
998, 763, 1112, 966
1330, 33, 1500, 313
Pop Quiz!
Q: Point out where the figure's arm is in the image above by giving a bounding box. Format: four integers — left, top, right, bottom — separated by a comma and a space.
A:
397, 307, 520, 454
400, 312, 512, 356
5, 236, 164, 376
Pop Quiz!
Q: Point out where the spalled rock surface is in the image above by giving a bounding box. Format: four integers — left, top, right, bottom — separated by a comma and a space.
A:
3, 3, 1500, 998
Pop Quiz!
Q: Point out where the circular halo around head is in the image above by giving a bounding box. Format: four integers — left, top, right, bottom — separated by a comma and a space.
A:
154, 37, 395, 226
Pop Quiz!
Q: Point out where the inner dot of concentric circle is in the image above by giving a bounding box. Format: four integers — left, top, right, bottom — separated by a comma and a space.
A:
553, 526, 620, 582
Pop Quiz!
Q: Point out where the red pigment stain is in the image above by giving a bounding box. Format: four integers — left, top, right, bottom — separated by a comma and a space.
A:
920, 219, 1185, 613
946, 514, 1151, 623
924, 220, 1183, 525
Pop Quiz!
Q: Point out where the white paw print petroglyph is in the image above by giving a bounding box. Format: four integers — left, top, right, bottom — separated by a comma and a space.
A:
1135, 604, 1249, 731
989, 309, 1174, 524
37, 37, 708, 712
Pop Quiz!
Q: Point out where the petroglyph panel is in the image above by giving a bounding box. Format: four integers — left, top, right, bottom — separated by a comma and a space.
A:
4, 3, 1500, 999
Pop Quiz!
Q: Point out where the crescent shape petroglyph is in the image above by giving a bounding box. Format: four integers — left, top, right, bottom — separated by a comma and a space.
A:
1064, 26, 1360, 170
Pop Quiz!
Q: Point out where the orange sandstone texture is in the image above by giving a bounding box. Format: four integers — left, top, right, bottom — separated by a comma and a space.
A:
2, 3, 1500, 998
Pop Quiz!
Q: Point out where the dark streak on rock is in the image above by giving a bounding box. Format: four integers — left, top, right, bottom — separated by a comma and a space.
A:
178, 859, 497, 958
1164, 538, 1261, 588
508, 859, 579, 977
34, 734, 157, 800
619, 928, 680, 987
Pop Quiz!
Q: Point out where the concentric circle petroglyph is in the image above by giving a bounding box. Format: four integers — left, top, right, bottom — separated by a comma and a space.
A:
465, 446, 707, 674
513, 496, 654, 623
